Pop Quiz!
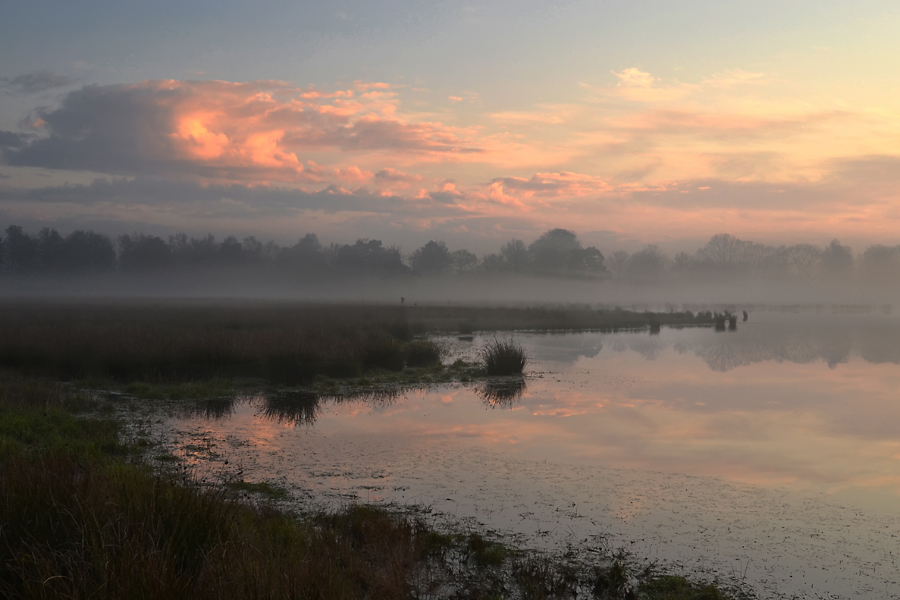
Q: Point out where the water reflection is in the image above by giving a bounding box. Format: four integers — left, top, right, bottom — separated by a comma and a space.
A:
155, 315, 900, 599
258, 391, 320, 426
531, 315, 900, 371
253, 387, 407, 426
475, 378, 527, 408
175, 397, 237, 420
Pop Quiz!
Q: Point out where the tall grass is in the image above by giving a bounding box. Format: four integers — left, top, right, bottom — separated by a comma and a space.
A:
402, 339, 444, 368
479, 338, 529, 376
0, 302, 413, 385
0, 454, 434, 600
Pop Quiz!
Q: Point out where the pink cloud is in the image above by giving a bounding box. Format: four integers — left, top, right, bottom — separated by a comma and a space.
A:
9, 79, 484, 187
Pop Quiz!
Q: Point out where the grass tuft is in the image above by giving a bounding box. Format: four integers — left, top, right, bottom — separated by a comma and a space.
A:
479, 338, 529, 376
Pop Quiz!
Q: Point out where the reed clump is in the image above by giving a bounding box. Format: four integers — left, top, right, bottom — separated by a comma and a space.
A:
479, 338, 529, 376
402, 339, 444, 368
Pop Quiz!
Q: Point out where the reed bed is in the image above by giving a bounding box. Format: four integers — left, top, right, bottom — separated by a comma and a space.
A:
0, 301, 712, 386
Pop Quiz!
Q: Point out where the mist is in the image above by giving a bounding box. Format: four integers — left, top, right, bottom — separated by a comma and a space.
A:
2, 224, 899, 309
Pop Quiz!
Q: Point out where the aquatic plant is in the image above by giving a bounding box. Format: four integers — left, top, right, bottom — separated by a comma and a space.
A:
714, 313, 727, 332
402, 339, 444, 367
479, 337, 528, 376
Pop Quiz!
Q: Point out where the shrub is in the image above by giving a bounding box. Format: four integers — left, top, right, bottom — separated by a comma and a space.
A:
402, 340, 443, 368
479, 338, 528, 376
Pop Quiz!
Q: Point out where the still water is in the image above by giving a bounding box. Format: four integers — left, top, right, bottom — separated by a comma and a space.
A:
145, 313, 900, 599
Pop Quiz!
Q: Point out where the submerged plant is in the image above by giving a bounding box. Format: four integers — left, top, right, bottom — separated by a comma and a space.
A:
479, 338, 528, 376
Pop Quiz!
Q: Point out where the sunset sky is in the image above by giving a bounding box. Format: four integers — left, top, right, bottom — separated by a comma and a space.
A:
2, 0, 900, 253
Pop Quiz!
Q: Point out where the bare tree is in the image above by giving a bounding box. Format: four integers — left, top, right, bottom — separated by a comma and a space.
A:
698, 233, 746, 269
607, 250, 630, 278
787, 244, 823, 280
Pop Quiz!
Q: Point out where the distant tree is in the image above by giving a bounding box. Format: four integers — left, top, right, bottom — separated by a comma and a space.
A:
786, 244, 823, 280
480, 253, 505, 273
627, 245, 667, 281
335, 239, 407, 276
528, 229, 583, 273
118, 233, 170, 272
169, 233, 220, 267
607, 250, 630, 278
861, 244, 900, 280
37, 227, 67, 273
500, 239, 530, 273
64, 230, 116, 272
4, 225, 38, 274
697, 234, 746, 270
410, 241, 453, 275
241, 236, 277, 263
581, 246, 606, 273
820, 239, 854, 277
450, 249, 478, 275
279, 233, 327, 275
672, 251, 694, 273
219, 236, 244, 265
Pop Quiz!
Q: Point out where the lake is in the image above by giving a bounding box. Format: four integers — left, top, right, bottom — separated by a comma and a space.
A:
140, 311, 900, 599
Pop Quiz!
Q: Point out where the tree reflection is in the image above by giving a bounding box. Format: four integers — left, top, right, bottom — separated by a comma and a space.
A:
475, 378, 527, 408
690, 319, 900, 371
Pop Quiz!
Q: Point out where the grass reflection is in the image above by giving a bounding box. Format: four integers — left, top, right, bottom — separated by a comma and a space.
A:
475, 378, 527, 408
258, 391, 320, 426
175, 397, 238, 420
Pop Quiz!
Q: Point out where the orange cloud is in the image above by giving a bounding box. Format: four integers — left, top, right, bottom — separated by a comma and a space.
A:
11, 79, 485, 187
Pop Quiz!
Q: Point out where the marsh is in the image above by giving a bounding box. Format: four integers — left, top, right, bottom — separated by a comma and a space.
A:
139, 310, 900, 600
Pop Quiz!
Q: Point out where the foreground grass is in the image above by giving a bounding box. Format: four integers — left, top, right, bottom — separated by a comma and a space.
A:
0, 371, 745, 599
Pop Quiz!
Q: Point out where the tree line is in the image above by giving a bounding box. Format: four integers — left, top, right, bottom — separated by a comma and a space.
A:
1, 225, 898, 283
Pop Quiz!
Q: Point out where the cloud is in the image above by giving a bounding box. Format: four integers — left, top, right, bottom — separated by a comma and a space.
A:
374, 167, 421, 183
612, 68, 656, 88
701, 68, 767, 88
1, 80, 484, 185
490, 110, 566, 125
0, 131, 29, 149
1, 71, 78, 94
609, 68, 695, 102
612, 109, 849, 140
487, 171, 613, 201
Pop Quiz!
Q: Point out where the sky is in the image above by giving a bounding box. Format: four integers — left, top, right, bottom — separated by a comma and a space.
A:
1, 0, 900, 254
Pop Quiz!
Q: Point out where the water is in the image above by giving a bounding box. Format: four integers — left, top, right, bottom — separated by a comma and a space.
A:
141, 312, 900, 599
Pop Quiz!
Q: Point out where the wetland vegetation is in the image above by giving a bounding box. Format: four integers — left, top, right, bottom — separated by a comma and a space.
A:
0, 300, 712, 389
0, 300, 748, 599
